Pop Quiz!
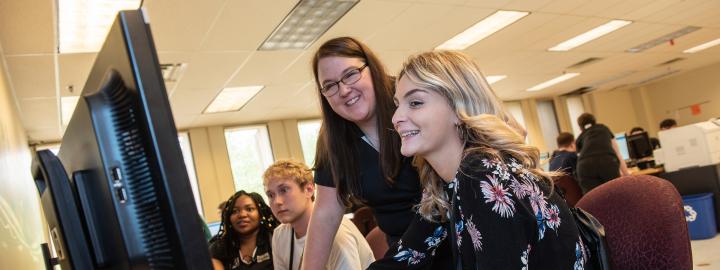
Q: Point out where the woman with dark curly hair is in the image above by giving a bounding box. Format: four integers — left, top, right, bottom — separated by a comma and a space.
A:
209, 190, 279, 270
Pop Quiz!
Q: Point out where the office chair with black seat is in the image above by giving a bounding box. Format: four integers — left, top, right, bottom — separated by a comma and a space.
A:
576, 175, 692, 269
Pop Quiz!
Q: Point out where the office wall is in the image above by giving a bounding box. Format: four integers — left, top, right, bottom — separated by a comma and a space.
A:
0, 58, 44, 268
577, 61, 720, 138
584, 88, 641, 135
638, 62, 720, 136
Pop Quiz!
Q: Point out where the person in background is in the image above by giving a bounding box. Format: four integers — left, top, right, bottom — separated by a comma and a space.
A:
301, 37, 431, 269
629, 127, 661, 149
263, 160, 374, 270
575, 113, 630, 194
659, 118, 678, 130
370, 51, 585, 269
209, 191, 279, 270
549, 132, 578, 176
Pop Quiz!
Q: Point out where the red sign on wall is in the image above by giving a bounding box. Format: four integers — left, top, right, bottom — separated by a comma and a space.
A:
691, 104, 702, 115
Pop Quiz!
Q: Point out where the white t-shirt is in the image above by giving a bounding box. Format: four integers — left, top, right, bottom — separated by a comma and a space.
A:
272, 217, 375, 270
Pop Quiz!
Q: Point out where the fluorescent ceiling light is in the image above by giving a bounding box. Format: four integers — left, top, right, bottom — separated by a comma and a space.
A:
683, 37, 720, 53
549, 20, 632, 51
485, 75, 507, 85
59, 0, 141, 53
260, 0, 359, 50
527, 73, 580, 92
627, 26, 700, 53
61, 96, 80, 126
436, 10, 529, 50
204, 86, 264, 114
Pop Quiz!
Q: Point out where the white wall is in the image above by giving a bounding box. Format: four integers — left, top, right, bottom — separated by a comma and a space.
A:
578, 62, 720, 138
0, 58, 45, 268
640, 62, 720, 136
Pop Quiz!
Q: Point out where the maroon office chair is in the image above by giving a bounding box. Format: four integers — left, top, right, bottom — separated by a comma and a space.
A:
576, 175, 693, 269
351, 206, 377, 236
554, 175, 583, 207
365, 226, 389, 260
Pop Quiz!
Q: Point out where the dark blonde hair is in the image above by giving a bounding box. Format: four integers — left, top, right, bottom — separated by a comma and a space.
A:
399, 51, 555, 222
312, 37, 402, 207
263, 160, 314, 201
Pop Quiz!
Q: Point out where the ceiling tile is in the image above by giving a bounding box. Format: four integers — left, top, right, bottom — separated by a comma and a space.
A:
226, 50, 305, 86
368, 2, 460, 51
200, 0, 297, 51
18, 97, 59, 131
144, 0, 226, 52
175, 51, 252, 90
319, 0, 412, 43
5, 55, 56, 99
170, 87, 217, 116
0, 0, 55, 55
58, 53, 96, 96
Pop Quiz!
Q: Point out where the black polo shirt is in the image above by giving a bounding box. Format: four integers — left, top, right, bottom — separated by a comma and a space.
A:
576, 124, 616, 161
315, 136, 422, 238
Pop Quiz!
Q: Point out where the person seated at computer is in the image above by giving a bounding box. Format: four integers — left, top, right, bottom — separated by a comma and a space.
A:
576, 113, 630, 194
209, 190, 279, 270
263, 160, 374, 270
629, 126, 660, 149
659, 118, 677, 130
549, 132, 578, 176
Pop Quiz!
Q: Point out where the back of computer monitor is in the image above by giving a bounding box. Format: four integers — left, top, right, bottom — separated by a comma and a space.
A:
627, 131, 653, 160
47, 9, 211, 269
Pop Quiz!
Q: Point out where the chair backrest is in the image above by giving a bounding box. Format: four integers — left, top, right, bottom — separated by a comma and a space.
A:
576, 175, 692, 269
554, 175, 583, 207
365, 226, 388, 260
351, 206, 376, 236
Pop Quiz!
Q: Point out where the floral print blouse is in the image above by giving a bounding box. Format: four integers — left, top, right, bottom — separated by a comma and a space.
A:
368, 153, 588, 270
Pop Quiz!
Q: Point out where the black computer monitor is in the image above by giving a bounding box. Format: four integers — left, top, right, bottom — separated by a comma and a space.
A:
31, 10, 212, 269
627, 131, 653, 160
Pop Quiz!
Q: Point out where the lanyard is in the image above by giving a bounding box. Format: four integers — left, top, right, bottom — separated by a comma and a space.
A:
289, 229, 303, 270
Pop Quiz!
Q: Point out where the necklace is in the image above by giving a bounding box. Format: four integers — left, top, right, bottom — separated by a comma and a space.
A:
239, 247, 256, 264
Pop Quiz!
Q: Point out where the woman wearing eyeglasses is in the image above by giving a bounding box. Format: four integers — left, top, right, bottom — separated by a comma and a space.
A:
300, 37, 433, 270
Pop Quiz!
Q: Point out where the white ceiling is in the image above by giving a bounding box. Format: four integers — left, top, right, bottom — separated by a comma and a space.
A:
1, 0, 719, 143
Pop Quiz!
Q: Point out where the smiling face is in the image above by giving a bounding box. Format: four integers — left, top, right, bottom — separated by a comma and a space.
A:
265, 178, 314, 225
229, 195, 260, 236
317, 56, 377, 127
392, 75, 462, 159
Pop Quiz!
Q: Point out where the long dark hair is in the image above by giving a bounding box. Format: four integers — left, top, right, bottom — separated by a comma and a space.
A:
311, 36, 402, 207
212, 191, 278, 260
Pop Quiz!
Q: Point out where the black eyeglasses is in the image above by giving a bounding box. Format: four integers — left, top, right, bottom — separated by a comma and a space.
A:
320, 64, 368, 97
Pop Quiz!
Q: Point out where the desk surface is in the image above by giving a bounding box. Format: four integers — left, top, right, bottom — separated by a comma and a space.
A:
629, 167, 664, 176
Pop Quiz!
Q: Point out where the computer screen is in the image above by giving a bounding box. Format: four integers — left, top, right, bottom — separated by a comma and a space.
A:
207, 221, 222, 237
627, 131, 654, 160
31, 10, 212, 269
614, 133, 630, 161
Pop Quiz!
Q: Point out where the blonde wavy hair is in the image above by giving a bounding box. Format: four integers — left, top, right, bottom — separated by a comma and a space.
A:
398, 51, 558, 222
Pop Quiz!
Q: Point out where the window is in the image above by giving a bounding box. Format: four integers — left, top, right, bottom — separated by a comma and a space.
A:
566, 95, 586, 136
297, 119, 322, 167
536, 100, 561, 151
504, 101, 529, 144
504, 101, 527, 131
225, 125, 274, 199
177, 132, 203, 216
